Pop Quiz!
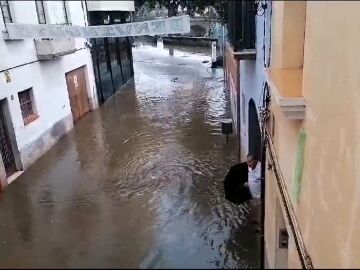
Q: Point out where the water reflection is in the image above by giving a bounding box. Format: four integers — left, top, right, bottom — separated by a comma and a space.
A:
0, 42, 259, 268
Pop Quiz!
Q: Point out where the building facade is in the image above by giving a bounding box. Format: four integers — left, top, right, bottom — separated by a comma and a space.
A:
224, 0, 267, 162
224, 0, 271, 268
264, 1, 360, 268
86, 1, 135, 105
226, 0, 360, 268
0, 1, 98, 188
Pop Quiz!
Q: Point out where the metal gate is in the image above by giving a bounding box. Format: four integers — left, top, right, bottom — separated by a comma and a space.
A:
0, 101, 16, 177
65, 66, 90, 123
91, 36, 134, 105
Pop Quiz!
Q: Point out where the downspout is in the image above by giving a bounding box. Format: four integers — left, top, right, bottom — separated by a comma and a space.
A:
259, 1, 312, 268
237, 57, 241, 161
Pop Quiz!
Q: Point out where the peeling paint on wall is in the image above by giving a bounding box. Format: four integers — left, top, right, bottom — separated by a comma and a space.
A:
292, 129, 306, 202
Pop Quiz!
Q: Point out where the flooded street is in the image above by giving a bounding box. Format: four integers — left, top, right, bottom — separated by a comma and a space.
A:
0, 43, 259, 268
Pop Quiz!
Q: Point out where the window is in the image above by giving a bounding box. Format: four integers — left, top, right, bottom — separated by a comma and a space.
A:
227, 1, 255, 51
18, 89, 38, 125
45, 1, 70, 25
0, 0, 12, 23
62, 1, 70, 24
35, 0, 46, 24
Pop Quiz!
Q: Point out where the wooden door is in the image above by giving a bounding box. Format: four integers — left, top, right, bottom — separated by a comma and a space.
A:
65, 66, 90, 123
0, 101, 16, 177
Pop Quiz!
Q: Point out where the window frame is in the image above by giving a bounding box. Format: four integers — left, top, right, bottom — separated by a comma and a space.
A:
35, 0, 46, 24
62, 0, 70, 25
18, 89, 38, 126
0, 0, 12, 23
226, 1, 255, 51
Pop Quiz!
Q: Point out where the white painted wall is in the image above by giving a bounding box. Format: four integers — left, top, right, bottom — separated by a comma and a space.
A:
0, 1, 98, 170
86, 1, 135, 12
239, 5, 272, 161
0, 1, 91, 70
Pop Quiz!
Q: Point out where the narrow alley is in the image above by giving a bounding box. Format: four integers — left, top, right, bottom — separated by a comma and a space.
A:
0, 42, 259, 268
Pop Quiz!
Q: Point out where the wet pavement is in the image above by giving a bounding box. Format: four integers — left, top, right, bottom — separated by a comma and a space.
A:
0, 42, 260, 268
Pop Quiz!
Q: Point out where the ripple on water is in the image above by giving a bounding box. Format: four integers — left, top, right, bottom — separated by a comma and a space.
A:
0, 44, 258, 269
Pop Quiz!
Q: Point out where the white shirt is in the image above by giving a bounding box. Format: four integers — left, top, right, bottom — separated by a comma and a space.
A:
248, 162, 261, 199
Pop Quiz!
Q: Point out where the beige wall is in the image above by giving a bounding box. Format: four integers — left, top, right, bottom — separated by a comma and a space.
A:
266, 1, 360, 268
271, 99, 303, 194
298, 1, 360, 268
264, 169, 277, 267
265, 169, 302, 269
270, 1, 284, 69
264, 104, 303, 268
271, 1, 306, 69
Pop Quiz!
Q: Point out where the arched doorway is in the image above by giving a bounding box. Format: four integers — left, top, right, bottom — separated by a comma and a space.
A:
248, 99, 261, 159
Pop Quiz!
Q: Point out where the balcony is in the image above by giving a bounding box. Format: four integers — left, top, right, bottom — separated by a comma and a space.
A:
34, 38, 76, 60
264, 68, 306, 120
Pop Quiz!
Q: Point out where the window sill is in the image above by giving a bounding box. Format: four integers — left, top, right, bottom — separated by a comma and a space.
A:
233, 49, 256, 60
226, 42, 256, 60
23, 114, 39, 126
264, 68, 305, 120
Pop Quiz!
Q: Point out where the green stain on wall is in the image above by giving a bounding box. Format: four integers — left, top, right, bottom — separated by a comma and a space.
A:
292, 129, 307, 203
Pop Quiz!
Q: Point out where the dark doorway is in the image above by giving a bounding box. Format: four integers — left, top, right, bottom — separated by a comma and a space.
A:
248, 99, 261, 159
0, 100, 16, 176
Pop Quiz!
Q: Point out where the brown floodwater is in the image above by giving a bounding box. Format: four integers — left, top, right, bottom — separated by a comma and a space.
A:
0, 42, 260, 269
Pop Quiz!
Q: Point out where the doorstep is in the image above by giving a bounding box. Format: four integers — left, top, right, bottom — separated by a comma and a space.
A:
1, 171, 24, 190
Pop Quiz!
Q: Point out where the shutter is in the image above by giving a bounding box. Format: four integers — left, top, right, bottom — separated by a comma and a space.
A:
227, 1, 255, 51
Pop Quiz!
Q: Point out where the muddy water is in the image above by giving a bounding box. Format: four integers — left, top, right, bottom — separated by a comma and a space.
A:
0, 43, 260, 268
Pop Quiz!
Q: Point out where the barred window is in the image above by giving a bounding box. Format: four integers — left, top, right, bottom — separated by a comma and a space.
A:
18, 89, 37, 125
35, 0, 46, 24
0, 0, 12, 23
227, 1, 255, 51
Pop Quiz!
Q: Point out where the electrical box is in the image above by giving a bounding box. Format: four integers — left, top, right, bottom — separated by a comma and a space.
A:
279, 228, 289, 249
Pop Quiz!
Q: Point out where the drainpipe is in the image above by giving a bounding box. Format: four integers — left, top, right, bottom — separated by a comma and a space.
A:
237, 58, 241, 161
